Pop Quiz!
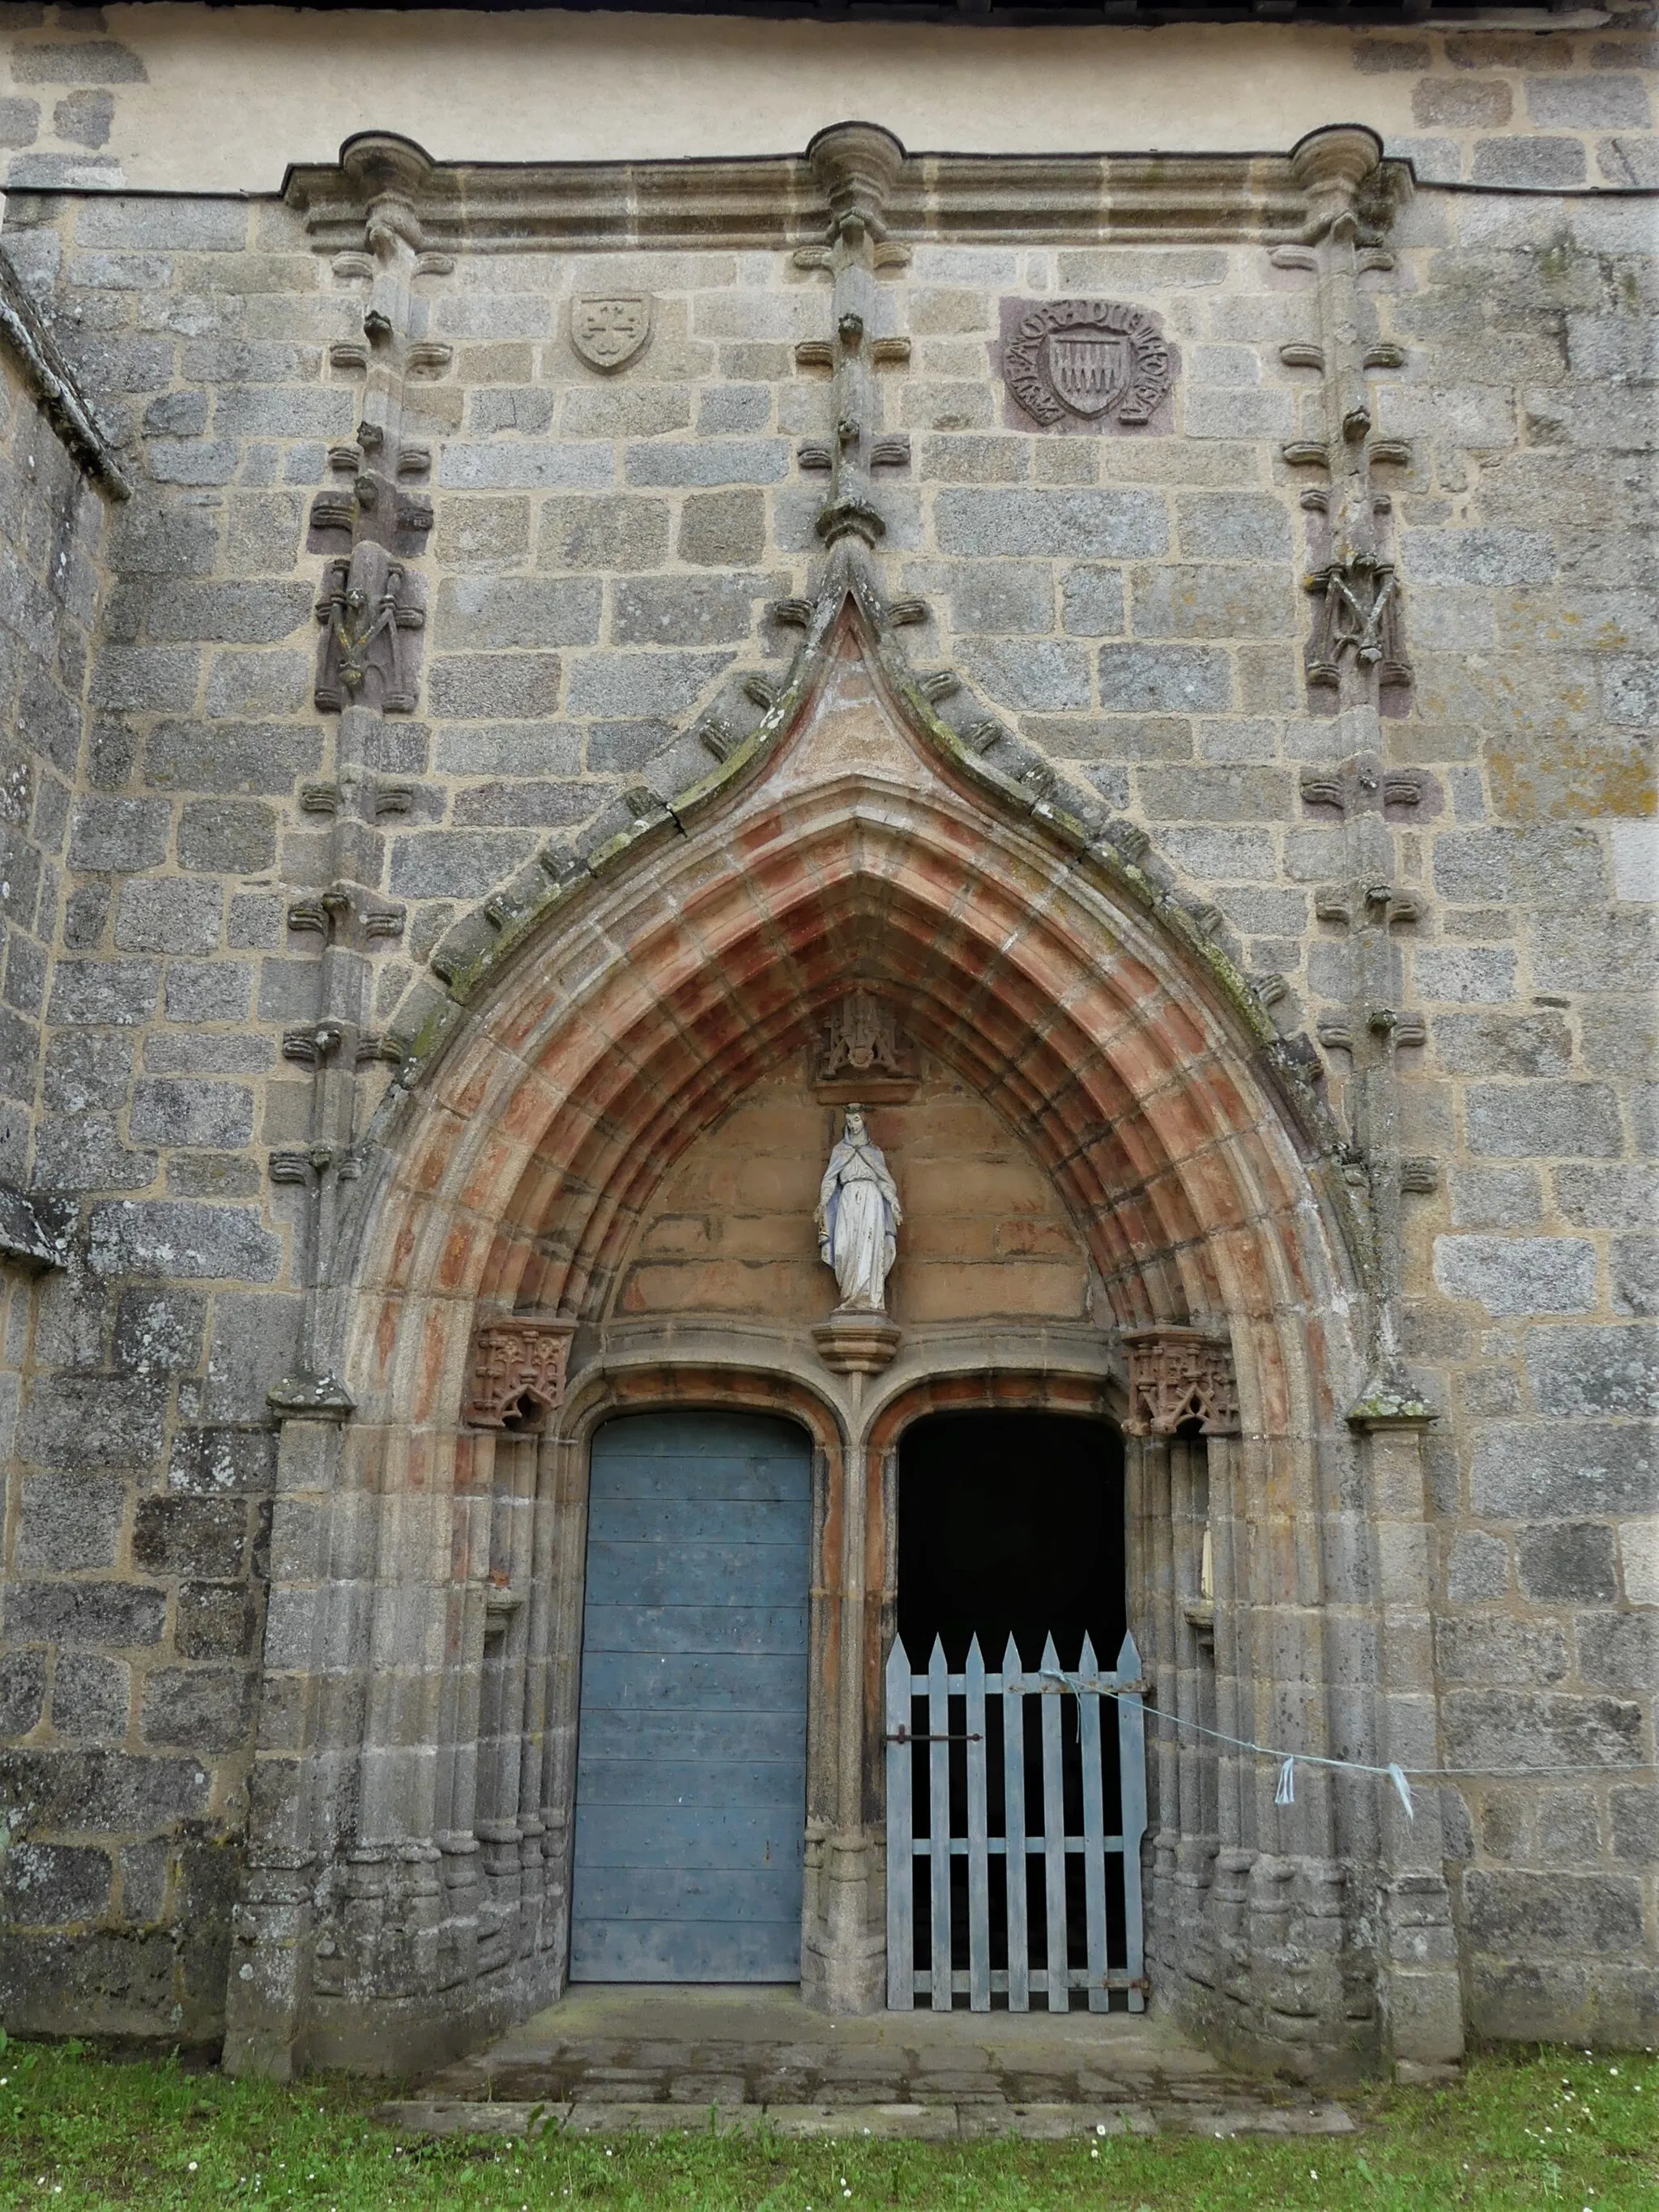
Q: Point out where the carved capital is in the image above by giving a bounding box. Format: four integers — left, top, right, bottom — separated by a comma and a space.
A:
465, 1318, 575, 1430
1120, 1326, 1239, 1438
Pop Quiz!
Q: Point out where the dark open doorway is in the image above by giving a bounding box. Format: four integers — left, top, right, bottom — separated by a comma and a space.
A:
891, 1409, 1135, 2009
897, 1409, 1126, 1671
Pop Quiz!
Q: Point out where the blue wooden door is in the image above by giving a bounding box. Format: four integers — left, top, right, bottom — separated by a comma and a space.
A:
570, 1410, 812, 1982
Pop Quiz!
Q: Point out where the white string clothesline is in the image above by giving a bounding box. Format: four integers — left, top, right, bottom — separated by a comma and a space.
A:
1028, 1669, 1657, 1821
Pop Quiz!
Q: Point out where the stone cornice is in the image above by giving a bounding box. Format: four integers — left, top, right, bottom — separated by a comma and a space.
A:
284, 138, 1328, 253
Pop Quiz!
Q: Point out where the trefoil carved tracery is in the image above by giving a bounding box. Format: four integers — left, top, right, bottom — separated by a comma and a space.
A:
1120, 1327, 1240, 1438
465, 1319, 576, 1430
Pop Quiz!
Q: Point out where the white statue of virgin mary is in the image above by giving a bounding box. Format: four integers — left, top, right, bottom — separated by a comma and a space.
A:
816, 1106, 902, 1314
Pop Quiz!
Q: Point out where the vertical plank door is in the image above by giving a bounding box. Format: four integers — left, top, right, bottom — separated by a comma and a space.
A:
570, 1410, 812, 1981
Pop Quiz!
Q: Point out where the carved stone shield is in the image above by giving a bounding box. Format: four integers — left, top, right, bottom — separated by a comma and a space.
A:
571, 293, 652, 373
1003, 298, 1172, 429
1047, 330, 1133, 418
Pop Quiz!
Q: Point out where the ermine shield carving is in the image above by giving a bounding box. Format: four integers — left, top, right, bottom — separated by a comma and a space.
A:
1004, 299, 1172, 429
571, 293, 652, 372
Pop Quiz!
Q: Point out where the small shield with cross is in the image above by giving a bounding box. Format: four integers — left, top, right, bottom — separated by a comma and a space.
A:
571, 293, 652, 373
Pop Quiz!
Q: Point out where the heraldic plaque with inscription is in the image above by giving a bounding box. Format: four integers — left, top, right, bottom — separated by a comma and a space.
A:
1000, 298, 1175, 431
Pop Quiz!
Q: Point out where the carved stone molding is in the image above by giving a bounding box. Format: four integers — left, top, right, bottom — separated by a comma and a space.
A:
817, 988, 915, 1096
466, 1318, 576, 1429
314, 542, 426, 714
285, 141, 1311, 256
1120, 1326, 1240, 1438
0, 245, 130, 500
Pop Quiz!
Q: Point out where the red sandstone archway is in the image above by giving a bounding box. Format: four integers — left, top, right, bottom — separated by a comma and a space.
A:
353, 744, 1360, 1449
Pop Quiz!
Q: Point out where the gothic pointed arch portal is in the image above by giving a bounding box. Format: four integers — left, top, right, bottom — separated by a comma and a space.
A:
226, 584, 1452, 2086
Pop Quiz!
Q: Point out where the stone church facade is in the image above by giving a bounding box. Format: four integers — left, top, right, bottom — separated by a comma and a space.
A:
0, 0, 1653, 2084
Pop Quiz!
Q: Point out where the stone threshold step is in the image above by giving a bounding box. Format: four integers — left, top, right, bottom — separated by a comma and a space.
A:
380, 2096, 1358, 2142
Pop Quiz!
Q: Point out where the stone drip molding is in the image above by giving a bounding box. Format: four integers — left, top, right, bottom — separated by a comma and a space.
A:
0, 238, 129, 499
284, 138, 1328, 254
267, 134, 450, 1421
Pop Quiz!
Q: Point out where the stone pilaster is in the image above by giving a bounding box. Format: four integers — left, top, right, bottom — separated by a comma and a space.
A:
1350, 1402, 1465, 2078
223, 1402, 353, 2078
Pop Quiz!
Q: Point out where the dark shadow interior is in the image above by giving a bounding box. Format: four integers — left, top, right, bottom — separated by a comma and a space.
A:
893, 1409, 1133, 2005
897, 1409, 1127, 1672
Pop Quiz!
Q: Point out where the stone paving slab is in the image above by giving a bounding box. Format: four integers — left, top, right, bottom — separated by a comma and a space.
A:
379, 2095, 1358, 2142
383, 1981, 1358, 2144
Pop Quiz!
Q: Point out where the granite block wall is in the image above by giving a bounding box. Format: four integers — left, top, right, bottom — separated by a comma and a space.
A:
0, 106, 1651, 2050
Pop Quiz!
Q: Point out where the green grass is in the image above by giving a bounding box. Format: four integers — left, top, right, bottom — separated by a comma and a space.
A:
0, 2035, 1653, 2211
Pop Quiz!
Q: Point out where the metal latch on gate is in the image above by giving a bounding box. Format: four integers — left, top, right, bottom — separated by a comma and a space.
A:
884, 1724, 983, 1745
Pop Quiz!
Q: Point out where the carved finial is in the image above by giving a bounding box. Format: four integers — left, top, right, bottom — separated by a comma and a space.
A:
338, 131, 435, 251
806, 120, 906, 244
1288, 125, 1384, 244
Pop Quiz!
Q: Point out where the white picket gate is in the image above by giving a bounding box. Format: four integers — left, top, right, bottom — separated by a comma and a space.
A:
885, 1630, 1148, 2012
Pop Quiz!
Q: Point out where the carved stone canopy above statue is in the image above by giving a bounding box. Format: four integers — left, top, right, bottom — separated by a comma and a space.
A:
815, 987, 917, 1102
1120, 1326, 1240, 1438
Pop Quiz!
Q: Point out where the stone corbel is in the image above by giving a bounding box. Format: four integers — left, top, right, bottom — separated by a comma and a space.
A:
465, 1317, 576, 1430
1120, 1326, 1240, 1438
267, 1370, 355, 1421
